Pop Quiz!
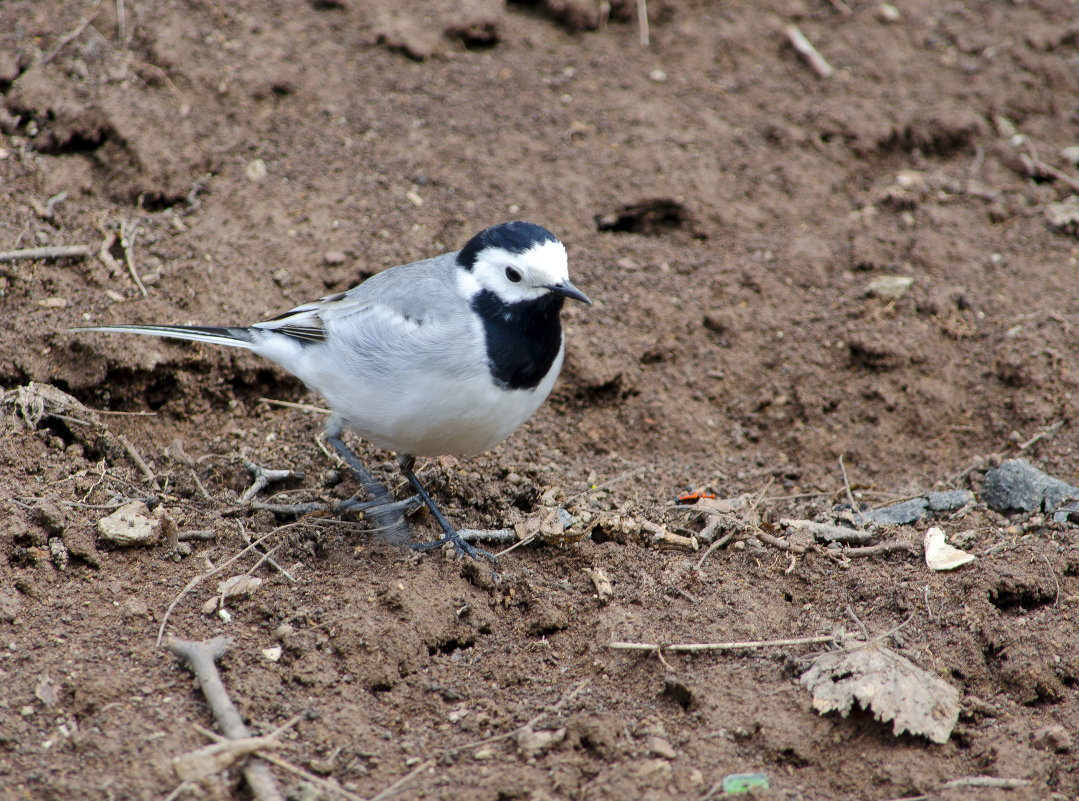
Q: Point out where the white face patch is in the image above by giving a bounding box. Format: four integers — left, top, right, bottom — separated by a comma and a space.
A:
459, 239, 570, 305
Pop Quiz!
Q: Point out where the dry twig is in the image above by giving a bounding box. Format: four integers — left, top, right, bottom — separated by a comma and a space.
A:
258, 396, 331, 415
119, 218, 148, 296
240, 459, 303, 504
0, 245, 93, 263
157, 526, 286, 644
825, 540, 912, 559
1019, 149, 1079, 193
41, 12, 98, 64
637, 0, 650, 46
610, 633, 837, 654
694, 529, 734, 570
942, 777, 1031, 790
118, 433, 161, 491
164, 637, 284, 801
785, 25, 834, 78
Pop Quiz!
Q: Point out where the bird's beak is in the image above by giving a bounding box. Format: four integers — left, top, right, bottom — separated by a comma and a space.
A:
546, 280, 592, 305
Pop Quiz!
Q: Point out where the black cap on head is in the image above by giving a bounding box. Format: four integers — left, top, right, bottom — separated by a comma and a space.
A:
457, 221, 559, 270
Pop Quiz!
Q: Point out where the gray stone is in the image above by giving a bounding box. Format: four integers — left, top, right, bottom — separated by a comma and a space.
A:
926, 490, 974, 512
864, 497, 928, 525
1052, 502, 1079, 525
982, 459, 1079, 514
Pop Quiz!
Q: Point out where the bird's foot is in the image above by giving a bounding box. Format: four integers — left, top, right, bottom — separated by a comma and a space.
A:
412, 529, 499, 563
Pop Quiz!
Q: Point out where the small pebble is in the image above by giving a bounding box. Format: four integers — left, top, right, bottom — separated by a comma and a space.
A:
877, 4, 900, 22
649, 69, 667, 82
245, 158, 268, 182
324, 251, 347, 266
646, 735, 677, 759
1060, 146, 1079, 165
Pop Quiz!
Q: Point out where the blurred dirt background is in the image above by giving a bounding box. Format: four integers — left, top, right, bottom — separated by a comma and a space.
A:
2, 1, 1079, 799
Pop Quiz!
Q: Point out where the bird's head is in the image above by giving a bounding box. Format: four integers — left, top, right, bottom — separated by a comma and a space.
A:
455, 221, 591, 307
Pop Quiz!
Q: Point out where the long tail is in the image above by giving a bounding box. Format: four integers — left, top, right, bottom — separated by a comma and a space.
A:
71, 324, 258, 349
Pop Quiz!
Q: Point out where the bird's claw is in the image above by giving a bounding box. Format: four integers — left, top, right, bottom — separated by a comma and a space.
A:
412, 531, 499, 564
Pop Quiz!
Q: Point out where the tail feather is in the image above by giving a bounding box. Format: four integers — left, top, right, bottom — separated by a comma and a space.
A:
71, 324, 257, 349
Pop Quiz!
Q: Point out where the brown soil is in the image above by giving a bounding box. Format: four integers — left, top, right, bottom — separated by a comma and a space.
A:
2, 1, 1078, 799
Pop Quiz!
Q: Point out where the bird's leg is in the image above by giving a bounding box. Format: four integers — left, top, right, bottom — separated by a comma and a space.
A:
326, 433, 412, 546
398, 455, 498, 563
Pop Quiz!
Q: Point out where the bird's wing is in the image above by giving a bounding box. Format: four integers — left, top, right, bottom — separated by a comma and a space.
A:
252, 251, 464, 344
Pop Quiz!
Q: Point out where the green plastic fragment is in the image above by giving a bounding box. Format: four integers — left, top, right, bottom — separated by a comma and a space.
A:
721, 772, 769, 794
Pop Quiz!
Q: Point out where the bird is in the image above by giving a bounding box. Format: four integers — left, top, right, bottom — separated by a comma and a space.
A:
74, 220, 591, 561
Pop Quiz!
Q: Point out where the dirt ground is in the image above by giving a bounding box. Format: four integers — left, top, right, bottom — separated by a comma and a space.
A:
2, 1, 1079, 799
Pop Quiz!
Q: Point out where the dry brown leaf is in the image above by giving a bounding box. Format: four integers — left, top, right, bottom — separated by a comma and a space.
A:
800, 640, 959, 744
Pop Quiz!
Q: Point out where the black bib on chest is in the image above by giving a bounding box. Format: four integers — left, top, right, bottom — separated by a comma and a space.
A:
470, 290, 565, 391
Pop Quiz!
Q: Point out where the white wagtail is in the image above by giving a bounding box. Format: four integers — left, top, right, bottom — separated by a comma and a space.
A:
74, 221, 591, 560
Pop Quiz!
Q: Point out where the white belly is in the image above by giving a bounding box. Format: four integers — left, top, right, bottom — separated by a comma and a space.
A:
302, 346, 564, 457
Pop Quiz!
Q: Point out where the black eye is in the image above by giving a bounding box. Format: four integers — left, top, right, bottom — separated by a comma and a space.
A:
505, 266, 522, 283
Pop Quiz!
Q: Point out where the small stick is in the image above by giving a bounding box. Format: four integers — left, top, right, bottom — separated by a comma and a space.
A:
0, 245, 93, 263
785, 25, 834, 78
846, 605, 870, 641
115, 0, 127, 46
781, 518, 874, 544
240, 460, 303, 504
756, 530, 809, 554
636, 0, 650, 46
370, 759, 435, 801
825, 540, 912, 559
1018, 419, 1064, 451
459, 528, 516, 543
97, 229, 121, 277
1042, 554, 1060, 605
653, 645, 675, 671
239, 522, 295, 583
495, 532, 536, 558
645, 521, 699, 551
119, 219, 147, 296
827, 0, 852, 14
164, 637, 284, 801
254, 751, 367, 801
157, 525, 288, 644
838, 454, 869, 526
609, 633, 836, 653
1019, 151, 1079, 193
941, 777, 1031, 790
189, 468, 213, 500
118, 433, 161, 491
41, 14, 98, 64
258, 397, 331, 415
695, 514, 724, 543
695, 529, 734, 570
583, 567, 614, 601
175, 727, 290, 782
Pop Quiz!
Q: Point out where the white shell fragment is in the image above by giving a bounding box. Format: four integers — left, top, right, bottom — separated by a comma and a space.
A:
923, 527, 976, 571
866, 275, 914, 300
96, 501, 161, 547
